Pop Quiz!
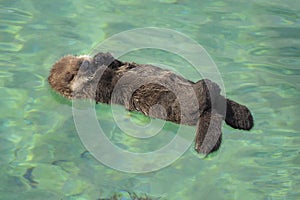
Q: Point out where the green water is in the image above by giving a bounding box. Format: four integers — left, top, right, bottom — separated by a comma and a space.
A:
1, 0, 300, 199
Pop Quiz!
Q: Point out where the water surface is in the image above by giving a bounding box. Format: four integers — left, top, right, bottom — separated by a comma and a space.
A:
0, 0, 299, 199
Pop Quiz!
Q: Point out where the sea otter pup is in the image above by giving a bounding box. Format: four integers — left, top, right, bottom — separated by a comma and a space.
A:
48, 52, 254, 155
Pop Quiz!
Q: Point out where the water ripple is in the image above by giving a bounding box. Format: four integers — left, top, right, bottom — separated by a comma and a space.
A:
0, 0, 300, 199
0, 6, 33, 25
0, 6, 33, 53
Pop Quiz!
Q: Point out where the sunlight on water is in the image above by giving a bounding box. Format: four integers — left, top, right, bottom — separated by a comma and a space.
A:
0, 0, 299, 199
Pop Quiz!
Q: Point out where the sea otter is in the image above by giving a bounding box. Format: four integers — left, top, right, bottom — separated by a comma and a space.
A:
48, 52, 254, 155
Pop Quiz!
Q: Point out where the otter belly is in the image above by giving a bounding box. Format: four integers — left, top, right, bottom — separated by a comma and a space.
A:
108, 64, 201, 125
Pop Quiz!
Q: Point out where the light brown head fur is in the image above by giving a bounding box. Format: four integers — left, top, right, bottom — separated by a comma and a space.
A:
48, 55, 91, 98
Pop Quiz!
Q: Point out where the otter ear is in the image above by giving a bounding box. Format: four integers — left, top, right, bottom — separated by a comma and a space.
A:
225, 99, 254, 130
195, 110, 223, 155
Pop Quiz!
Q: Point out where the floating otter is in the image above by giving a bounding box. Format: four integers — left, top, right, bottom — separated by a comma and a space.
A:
48, 52, 253, 155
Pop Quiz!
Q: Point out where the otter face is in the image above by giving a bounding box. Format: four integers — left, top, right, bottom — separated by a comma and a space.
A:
48, 55, 93, 98
49, 52, 121, 100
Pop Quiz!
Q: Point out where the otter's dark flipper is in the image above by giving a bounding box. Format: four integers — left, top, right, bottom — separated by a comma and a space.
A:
225, 99, 254, 130
195, 110, 223, 155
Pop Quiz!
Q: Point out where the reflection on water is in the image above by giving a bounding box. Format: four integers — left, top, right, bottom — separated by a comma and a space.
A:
0, 0, 299, 199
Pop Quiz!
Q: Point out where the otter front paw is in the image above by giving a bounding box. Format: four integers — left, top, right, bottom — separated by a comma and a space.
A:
93, 52, 123, 69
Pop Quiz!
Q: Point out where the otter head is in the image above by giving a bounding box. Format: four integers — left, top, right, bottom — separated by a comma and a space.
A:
48, 55, 99, 99
48, 52, 120, 100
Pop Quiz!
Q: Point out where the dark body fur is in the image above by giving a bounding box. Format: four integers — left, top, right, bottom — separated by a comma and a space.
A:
48, 53, 254, 155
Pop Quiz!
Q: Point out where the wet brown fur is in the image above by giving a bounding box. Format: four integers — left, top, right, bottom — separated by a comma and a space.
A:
48, 52, 254, 155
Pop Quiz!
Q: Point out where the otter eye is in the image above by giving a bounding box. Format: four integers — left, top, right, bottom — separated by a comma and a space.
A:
65, 72, 75, 82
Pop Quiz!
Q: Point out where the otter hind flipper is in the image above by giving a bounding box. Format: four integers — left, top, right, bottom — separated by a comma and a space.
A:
195, 110, 223, 155
225, 99, 254, 130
